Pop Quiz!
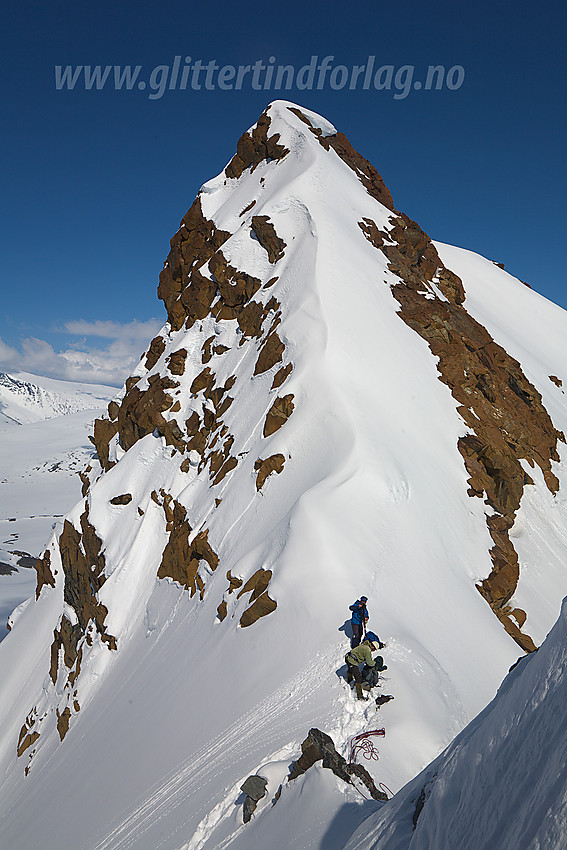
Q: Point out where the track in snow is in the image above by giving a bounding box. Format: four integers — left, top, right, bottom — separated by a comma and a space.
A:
88, 642, 354, 850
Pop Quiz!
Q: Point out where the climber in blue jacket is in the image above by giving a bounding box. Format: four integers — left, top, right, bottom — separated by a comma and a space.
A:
349, 596, 369, 647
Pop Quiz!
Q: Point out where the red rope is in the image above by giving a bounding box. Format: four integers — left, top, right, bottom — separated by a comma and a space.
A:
348, 729, 390, 802
349, 729, 385, 764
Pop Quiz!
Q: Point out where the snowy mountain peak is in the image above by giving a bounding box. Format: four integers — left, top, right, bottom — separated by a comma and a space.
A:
1, 102, 566, 849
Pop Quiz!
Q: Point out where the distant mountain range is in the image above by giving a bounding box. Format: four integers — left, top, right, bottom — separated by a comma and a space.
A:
0, 371, 115, 426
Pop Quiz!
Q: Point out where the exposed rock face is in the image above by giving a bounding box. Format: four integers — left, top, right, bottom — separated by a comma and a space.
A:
240, 774, 268, 822
91, 220, 292, 483
58, 509, 115, 645
78, 465, 92, 497
144, 335, 166, 371
19, 505, 118, 765
224, 110, 289, 180
109, 493, 132, 505
167, 348, 187, 376
254, 331, 285, 376
91, 417, 118, 472
239, 593, 278, 627
237, 568, 277, 627
50, 616, 82, 684
34, 549, 55, 599
157, 197, 231, 332
289, 728, 388, 802
250, 215, 287, 263
264, 395, 294, 437
255, 454, 285, 490
217, 569, 247, 621
359, 211, 564, 652
156, 493, 219, 599
154, 111, 288, 340
117, 374, 181, 453
17, 712, 40, 758
271, 363, 293, 390
56, 707, 71, 742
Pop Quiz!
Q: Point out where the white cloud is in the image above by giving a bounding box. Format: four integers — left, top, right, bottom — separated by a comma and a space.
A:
0, 318, 164, 387
63, 319, 162, 342
0, 337, 19, 368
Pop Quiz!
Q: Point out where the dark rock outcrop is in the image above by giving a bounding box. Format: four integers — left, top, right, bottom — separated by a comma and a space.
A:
156, 493, 219, 599
17, 721, 39, 758
239, 592, 277, 627
91, 418, 118, 472
240, 774, 268, 822
289, 728, 388, 802
109, 494, 132, 505
56, 707, 71, 742
35, 549, 55, 599
271, 363, 293, 390
50, 616, 82, 684
144, 335, 166, 371
250, 215, 286, 263
58, 509, 114, 646
254, 454, 285, 490
264, 395, 294, 437
225, 110, 289, 180
158, 197, 231, 332
20, 506, 116, 763
87, 111, 295, 509
255, 331, 285, 376
117, 374, 181, 453
167, 348, 187, 376
237, 568, 277, 627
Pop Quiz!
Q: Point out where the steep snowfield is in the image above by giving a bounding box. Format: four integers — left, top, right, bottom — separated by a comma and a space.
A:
0, 102, 566, 850
345, 596, 567, 850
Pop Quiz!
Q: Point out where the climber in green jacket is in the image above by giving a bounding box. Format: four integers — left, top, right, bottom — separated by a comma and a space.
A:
345, 633, 387, 700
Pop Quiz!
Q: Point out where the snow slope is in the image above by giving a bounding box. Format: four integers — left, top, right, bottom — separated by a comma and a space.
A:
0, 102, 566, 850
345, 596, 567, 850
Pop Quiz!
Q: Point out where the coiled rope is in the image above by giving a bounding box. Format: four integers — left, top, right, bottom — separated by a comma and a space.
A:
349, 729, 385, 763
348, 729, 393, 801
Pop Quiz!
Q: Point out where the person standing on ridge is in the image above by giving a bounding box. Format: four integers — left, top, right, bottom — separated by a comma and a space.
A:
349, 596, 369, 647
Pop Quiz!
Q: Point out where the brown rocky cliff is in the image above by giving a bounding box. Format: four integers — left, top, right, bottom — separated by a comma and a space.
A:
360, 212, 564, 652
19, 506, 118, 764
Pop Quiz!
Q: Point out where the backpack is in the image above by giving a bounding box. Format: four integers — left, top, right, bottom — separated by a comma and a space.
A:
362, 656, 385, 687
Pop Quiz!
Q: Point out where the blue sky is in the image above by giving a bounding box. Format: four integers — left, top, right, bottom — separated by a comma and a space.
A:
1, 0, 565, 385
